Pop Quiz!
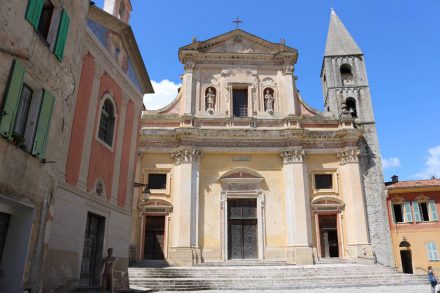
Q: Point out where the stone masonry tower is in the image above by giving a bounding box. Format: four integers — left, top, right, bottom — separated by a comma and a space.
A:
321, 10, 394, 266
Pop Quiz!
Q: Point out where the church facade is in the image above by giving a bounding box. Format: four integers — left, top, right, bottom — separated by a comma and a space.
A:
132, 11, 393, 266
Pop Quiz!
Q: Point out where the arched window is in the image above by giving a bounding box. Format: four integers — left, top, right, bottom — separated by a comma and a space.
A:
346, 97, 357, 118
98, 99, 115, 146
340, 64, 353, 85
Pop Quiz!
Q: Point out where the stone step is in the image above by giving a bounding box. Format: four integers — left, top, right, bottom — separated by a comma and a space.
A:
128, 263, 427, 291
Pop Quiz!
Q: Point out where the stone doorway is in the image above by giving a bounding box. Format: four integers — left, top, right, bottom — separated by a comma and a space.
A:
400, 250, 413, 274
319, 215, 339, 258
227, 199, 258, 259
80, 213, 105, 287
144, 216, 165, 260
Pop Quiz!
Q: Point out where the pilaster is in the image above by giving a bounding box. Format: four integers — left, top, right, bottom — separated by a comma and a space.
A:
182, 62, 195, 115
169, 148, 202, 265
280, 148, 313, 264
78, 66, 105, 191
337, 149, 373, 262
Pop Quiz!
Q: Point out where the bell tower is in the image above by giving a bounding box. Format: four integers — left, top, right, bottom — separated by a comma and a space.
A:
103, 0, 132, 23
321, 10, 394, 266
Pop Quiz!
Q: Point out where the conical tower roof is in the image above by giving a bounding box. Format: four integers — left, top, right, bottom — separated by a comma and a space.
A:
324, 10, 362, 56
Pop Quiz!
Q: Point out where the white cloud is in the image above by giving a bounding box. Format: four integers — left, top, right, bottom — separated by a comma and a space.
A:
143, 80, 181, 110
382, 157, 401, 169
413, 145, 440, 179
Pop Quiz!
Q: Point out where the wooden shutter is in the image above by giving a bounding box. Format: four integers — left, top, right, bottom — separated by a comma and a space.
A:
25, 0, 44, 29
54, 10, 70, 61
429, 200, 439, 221
0, 60, 25, 138
390, 203, 396, 223
404, 202, 413, 223
413, 201, 422, 222
426, 242, 439, 261
32, 90, 54, 158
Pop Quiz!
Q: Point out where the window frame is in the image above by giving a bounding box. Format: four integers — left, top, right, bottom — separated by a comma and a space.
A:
310, 170, 339, 195
143, 169, 171, 196
95, 94, 117, 151
426, 241, 440, 262
413, 195, 439, 223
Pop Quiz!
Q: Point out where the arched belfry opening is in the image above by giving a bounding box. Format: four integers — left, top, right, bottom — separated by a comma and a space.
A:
345, 97, 357, 118
340, 64, 354, 85
218, 168, 265, 261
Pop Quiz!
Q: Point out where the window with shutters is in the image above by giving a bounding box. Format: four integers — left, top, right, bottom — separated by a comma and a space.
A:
426, 242, 440, 261
25, 0, 70, 60
413, 196, 439, 223
0, 60, 54, 158
97, 98, 116, 148
390, 198, 413, 224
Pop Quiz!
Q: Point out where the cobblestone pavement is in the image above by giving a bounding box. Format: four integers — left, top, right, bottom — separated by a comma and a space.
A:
158, 284, 431, 293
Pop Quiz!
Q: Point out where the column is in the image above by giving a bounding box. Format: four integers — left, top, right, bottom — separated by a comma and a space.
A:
169, 148, 202, 265
337, 149, 373, 262
281, 148, 313, 264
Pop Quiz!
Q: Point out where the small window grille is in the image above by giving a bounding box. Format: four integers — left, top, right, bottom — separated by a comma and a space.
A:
98, 99, 115, 146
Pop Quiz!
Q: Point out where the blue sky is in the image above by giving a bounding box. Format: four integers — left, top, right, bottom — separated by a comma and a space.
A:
95, 0, 440, 181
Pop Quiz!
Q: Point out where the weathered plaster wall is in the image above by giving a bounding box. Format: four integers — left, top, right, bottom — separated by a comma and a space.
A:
0, 0, 89, 292
87, 73, 122, 198
66, 53, 96, 186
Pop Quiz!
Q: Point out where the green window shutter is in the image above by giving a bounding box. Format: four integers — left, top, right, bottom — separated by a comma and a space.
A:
404, 202, 413, 223
0, 60, 25, 139
25, 0, 44, 29
54, 10, 70, 61
429, 200, 439, 221
390, 203, 396, 223
433, 242, 440, 260
426, 242, 433, 261
32, 90, 54, 158
413, 201, 422, 222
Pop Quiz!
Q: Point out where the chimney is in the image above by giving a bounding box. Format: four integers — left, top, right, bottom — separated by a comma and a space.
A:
391, 175, 398, 183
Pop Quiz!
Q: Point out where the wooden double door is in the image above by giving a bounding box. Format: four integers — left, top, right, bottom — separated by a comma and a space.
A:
144, 216, 165, 260
227, 199, 258, 259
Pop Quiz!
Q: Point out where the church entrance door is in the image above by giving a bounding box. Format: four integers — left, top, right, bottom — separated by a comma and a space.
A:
144, 216, 165, 260
319, 215, 339, 258
227, 199, 258, 259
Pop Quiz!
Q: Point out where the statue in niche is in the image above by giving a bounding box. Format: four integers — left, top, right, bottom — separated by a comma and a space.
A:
205, 88, 216, 114
264, 89, 274, 114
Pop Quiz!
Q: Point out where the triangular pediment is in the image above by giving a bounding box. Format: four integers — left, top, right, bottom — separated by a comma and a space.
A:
180, 29, 297, 56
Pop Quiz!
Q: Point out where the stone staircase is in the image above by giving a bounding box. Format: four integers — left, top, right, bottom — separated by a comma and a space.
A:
128, 262, 427, 291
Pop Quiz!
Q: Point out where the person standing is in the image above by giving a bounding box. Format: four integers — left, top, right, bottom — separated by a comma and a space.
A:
429, 266, 438, 293
101, 248, 118, 293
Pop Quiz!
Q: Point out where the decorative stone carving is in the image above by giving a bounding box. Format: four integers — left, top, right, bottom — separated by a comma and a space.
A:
264, 90, 275, 114
280, 149, 305, 164
205, 87, 216, 113
337, 149, 360, 164
282, 63, 294, 75
171, 148, 202, 164
184, 61, 195, 73
96, 179, 104, 196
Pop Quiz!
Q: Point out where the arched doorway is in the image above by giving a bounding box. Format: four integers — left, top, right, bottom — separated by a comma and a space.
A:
399, 240, 413, 274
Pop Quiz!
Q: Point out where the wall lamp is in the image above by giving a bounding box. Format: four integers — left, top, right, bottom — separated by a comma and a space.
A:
133, 182, 151, 202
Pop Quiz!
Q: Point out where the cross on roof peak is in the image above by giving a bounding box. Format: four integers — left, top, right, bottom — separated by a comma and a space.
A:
232, 17, 243, 29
